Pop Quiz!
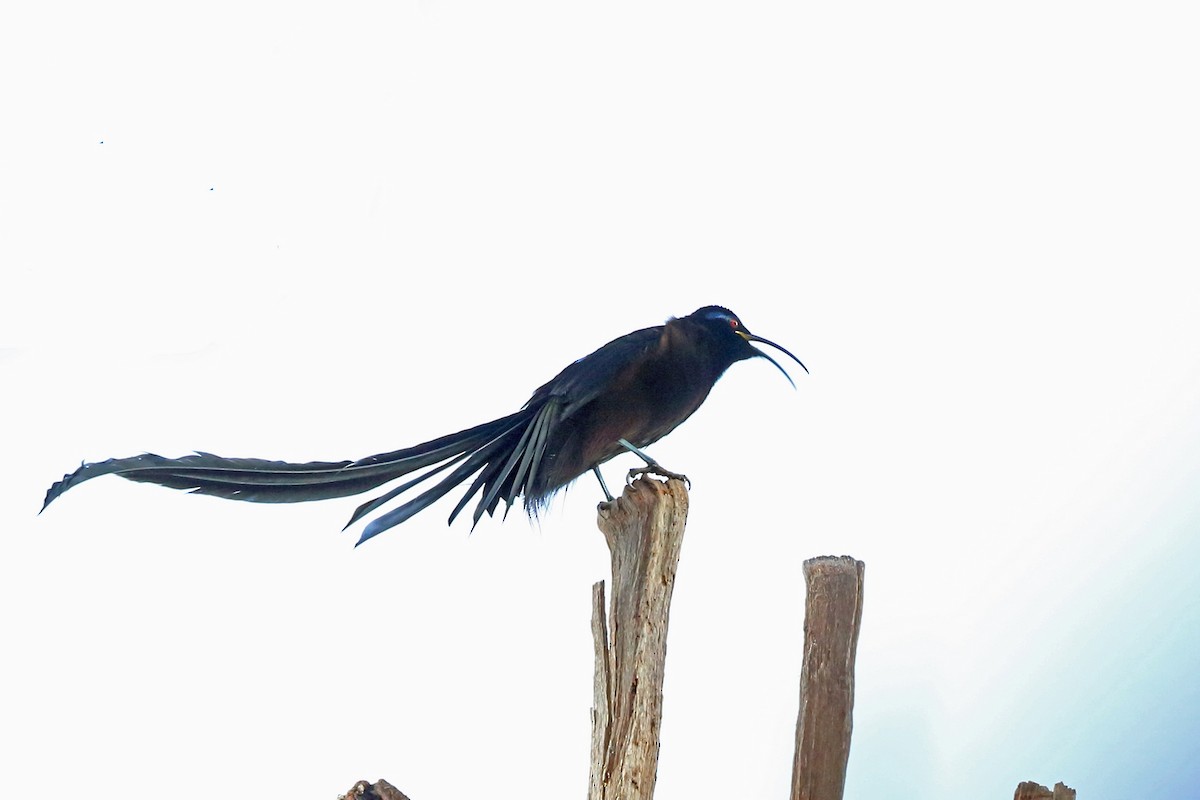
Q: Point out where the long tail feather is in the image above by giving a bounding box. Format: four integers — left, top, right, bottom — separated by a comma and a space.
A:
42, 403, 568, 544
355, 431, 518, 545
41, 412, 527, 511
342, 454, 470, 531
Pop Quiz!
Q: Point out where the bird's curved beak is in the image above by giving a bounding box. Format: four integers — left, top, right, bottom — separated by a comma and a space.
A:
740, 332, 809, 388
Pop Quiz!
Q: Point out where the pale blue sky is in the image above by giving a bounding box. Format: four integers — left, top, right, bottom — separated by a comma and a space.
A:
3, 2, 1199, 799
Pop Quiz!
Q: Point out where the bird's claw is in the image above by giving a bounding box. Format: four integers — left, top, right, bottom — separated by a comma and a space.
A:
626, 464, 691, 490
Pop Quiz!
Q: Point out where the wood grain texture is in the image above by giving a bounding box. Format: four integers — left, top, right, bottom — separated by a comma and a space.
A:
791, 556, 865, 800
588, 477, 690, 800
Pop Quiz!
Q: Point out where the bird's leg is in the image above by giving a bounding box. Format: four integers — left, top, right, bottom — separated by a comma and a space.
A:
592, 466, 614, 502
618, 438, 691, 489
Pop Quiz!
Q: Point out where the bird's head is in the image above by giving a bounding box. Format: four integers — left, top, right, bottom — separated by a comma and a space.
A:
691, 306, 809, 387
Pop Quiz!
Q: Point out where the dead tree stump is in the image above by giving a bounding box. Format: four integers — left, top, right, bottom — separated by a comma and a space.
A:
1014, 781, 1076, 800
791, 555, 865, 800
339, 778, 412, 800
588, 476, 690, 800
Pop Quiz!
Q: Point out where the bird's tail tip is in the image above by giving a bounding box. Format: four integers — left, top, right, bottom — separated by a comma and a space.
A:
40, 470, 78, 514
354, 522, 381, 547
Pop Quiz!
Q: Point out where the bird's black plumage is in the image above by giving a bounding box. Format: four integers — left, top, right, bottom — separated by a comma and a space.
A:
41, 306, 806, 545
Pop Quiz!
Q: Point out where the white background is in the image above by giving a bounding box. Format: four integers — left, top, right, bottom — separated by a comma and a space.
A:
3, 2, 1199, 798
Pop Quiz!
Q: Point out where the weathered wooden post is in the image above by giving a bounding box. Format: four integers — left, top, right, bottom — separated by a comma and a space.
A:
588, 477, 690, 800
790, 555, 865, 800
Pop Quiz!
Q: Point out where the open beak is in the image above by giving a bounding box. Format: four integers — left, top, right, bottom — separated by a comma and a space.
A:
741, 332, 809, 388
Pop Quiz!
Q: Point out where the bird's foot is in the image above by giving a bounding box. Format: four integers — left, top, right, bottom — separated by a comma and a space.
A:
616, 438, 691, 489
626, 463, 691, 490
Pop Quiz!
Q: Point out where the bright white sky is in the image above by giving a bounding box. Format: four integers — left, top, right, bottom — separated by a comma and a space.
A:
3, 2, 1199, 799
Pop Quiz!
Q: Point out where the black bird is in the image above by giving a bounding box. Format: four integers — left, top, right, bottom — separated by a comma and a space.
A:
41, 306, 806, 545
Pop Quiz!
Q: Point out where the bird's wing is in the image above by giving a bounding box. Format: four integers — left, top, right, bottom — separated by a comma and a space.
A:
527, 324, 663, 417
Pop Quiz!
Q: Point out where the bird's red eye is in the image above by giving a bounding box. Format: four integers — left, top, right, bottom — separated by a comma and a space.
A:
729, 319, 738, 329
